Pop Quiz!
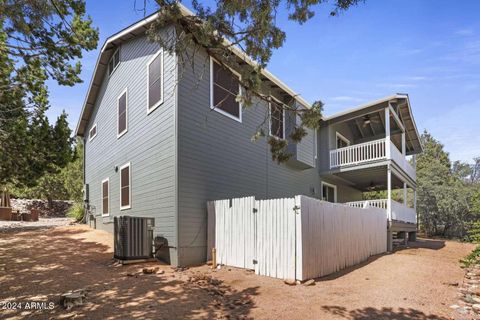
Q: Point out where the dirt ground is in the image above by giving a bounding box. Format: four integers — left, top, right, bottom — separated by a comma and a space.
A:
0, 225, 475, 320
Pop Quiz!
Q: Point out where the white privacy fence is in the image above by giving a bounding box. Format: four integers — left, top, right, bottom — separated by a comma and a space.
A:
207, 195, 387, 281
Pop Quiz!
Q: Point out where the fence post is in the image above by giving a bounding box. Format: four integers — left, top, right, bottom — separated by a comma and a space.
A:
294, 195, 303, 281
206, 201, 215, 261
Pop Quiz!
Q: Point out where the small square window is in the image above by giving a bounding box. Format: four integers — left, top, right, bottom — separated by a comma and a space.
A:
89, 123, 97, 141
322, 182, 337, 203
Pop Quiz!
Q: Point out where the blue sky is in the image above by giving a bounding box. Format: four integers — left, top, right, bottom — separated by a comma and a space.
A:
46, 0, 480, 163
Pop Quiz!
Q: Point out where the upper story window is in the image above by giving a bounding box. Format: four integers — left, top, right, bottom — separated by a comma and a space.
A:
210, 58, 242, 122
336, 132, 350, 149
269, 98, 285, 139
120, 162, 131, 210
89, 123, 97, 141
101, 178, 109, 217
108, 48, 120, 76
117, 89, 128, 138
147, 49, 164, 114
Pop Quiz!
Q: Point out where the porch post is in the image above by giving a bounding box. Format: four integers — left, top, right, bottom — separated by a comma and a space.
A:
414, 188, 417, 223
385, 107, 391, 159
387, 165, 392, 221
401, 132, 406, 156
403, 182, 407, 206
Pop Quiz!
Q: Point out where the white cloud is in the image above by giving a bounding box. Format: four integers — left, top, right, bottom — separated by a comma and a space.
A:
329, 96, 364, 102
455, 28, 475, 36
377, 83, 417, 89
405, 76, 430, 81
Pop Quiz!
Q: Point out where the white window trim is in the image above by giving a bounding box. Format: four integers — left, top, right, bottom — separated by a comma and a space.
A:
269, 96, 286, 139
336, 132, 350, 149
119, 162, 131, 211
209, 57, 242, 123
108, 47, 120, 77
321, 181, 337, 203
146, 49, 164, 115
117, 88, 128, 139
101, 178, 110, 217
88, 123, 97, 142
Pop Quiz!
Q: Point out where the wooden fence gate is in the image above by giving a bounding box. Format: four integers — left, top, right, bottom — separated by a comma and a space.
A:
207, 197, 297, 279
207, 195, 387, 280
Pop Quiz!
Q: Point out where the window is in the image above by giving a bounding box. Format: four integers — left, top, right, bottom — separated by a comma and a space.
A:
210, 58, 242, 122
147, 49, 164, 113
117, 89, 128, 138
269, 98, 285, 139
120, 162, 131, 210
89, 123, 97, 141
108, 48, 120, 76
101, 178, 109, 216
321, 182, 337, 203
336, 132, 350, 149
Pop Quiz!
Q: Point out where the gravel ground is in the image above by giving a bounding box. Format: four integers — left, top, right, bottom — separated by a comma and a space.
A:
0, 218, 74, 233
0, 224, 475, 319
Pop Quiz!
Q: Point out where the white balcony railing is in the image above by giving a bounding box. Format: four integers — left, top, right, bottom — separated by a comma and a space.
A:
329, 138, 416, 180
345, 199, 387, 210
330, 138, 386, 168
345, 199, 416, 224
390, 200, 416, 224
390, 142, 416, 180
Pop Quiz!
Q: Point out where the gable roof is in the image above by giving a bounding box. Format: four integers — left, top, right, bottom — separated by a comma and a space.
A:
324, 94, 423, 155
75, 4, 312, 137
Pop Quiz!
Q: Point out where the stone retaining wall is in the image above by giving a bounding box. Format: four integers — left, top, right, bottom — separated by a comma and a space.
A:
10, 199, 74, 217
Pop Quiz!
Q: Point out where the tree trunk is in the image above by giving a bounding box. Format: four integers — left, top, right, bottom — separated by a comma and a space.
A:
47, 195, 53, 209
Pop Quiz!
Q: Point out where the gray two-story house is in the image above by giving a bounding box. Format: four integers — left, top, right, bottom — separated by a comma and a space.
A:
75, 6, 422, 266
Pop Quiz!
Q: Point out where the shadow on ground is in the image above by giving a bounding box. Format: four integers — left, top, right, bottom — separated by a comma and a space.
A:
316, 238, 446, 282
0, 226, 258, 319
394, 238, 446, 252
321, 305, 448, 320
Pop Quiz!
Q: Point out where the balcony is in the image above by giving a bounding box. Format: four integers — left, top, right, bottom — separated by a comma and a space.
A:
345, 199, 416, 224
329, 138, 416, 180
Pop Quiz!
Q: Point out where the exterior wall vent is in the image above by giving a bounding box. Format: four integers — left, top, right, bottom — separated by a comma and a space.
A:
114, 216, 155, 261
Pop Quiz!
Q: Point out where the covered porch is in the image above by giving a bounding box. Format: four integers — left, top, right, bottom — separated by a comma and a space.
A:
337, 163, 417, 226
322, 94, 422, 182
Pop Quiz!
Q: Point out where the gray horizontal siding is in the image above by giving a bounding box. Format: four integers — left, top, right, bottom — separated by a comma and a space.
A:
177, 49, 321, 266
84, 28, 178, 265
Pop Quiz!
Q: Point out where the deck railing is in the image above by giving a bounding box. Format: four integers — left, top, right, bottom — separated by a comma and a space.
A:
329, 138, 416, 180
330, 138, 386, 169
344, 199, 416, 224
345, 199, 388, 210
390, 142, 416, 180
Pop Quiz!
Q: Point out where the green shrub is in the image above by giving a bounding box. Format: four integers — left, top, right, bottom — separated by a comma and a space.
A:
460, 221, 480, 268
67, 202, 84, 222
461, 246, 480, 268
